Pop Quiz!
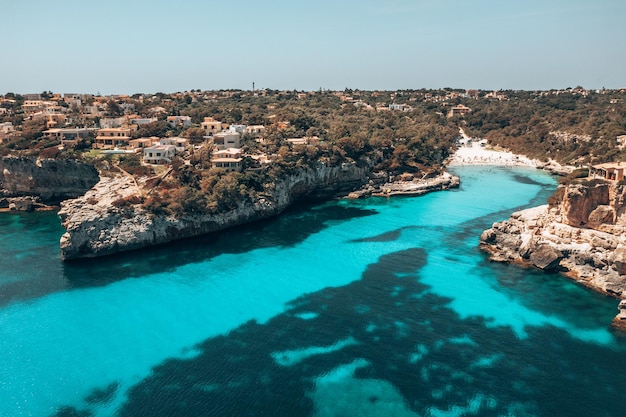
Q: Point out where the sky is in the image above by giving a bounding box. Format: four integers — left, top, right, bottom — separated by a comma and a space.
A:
2, 0, 625, 95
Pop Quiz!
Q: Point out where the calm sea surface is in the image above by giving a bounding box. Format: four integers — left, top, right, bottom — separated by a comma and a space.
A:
1, 166, 625, 417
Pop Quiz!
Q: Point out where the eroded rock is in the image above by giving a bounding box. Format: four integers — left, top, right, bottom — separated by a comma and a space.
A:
529, 244, 563, 270
480, 180, 626, 330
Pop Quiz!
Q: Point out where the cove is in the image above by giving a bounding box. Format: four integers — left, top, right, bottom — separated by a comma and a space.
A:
1, 166, 625, 417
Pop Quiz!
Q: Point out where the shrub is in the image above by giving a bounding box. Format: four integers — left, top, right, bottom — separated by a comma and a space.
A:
573, 178, 607, 187
547, 186, 565, 207
111, 195, 143, 208
38, 146, 61, 159
118, 154, 153, 177
143, 194, 169, 215
569, 168, 589, 179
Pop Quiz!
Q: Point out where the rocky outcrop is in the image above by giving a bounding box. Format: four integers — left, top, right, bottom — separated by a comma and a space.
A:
480, 180, 626, 329
3, 196, 50, 212
560, 182, 610, 226
59, 162, 376, 260
614, 300, 626, 331
347, 172, 459, 198
0, 156, 99, 204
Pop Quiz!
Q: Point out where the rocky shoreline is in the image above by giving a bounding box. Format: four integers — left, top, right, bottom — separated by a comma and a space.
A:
58, 164, 459, 260
11, 147, 625, 330
347, 171, 459, 198
0, 156, 99, 204
442, 137, 626, 330
0, 196, 56, 212
480, 181, 626, 330
6, 147, 625, 328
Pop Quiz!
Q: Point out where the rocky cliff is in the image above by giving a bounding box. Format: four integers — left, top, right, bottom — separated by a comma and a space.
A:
59, 163, 382, 260
59, 163, 459, 261
479, 180, 626, 330
0, 156, 99, 204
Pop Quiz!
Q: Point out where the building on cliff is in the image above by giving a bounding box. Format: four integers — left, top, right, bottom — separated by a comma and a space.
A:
590, 162, 625, 182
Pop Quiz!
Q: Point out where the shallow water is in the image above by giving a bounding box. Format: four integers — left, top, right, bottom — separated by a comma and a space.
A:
1, 166, 624, 417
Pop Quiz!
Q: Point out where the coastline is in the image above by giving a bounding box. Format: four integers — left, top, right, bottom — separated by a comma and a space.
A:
445, 139, 626, 330
347, 171, 459, 199
445, 137, 573, 177
56, 140, 546, 260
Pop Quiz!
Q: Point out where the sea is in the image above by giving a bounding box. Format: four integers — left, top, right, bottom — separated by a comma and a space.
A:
1, 165, 625, 417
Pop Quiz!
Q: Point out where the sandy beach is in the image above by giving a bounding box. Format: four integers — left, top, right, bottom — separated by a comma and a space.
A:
446, 142, 539, 167
446, 129, 539, 167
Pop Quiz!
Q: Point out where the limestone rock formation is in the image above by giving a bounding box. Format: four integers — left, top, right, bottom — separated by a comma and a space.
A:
59, 163, 373, 260
613, 300, 626, 331
561, 182, 610, 226
480, 180, 626, 329
347, 172, 459, 198
529, 244, 564, 271
0, 156, 99, 203
59, 164, 459, 261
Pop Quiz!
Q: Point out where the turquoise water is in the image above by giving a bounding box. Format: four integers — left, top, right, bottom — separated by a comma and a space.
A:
1, 166, 625, 417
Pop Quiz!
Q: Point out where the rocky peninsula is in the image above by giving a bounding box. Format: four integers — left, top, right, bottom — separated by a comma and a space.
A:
480, 180, 626, 330
58, 163, 459, 261
446, 138, 626, 329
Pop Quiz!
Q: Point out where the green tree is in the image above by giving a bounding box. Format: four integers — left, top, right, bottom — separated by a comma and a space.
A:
107, 100, 124, 116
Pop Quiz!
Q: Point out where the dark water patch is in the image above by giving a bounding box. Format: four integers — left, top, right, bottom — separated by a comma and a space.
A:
51, 406, 92, 417
351, 225, 449, 247
477, 257, 618, 329
84, 381, 119, 405
511, 173, 545, 186
0, 211, 67, 306
0, 273, 64, 307
349, 228, 405, 243
62, 202, 377, 286
112, 248, 428, 416
108, 243, 626, 417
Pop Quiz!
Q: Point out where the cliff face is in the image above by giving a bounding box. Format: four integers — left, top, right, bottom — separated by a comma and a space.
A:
479, 181, 626, 329
58, 163, 377, 261
0, 156, 99, 203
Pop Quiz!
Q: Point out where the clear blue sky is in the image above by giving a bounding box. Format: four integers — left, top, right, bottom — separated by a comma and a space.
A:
2, 0, 625, 95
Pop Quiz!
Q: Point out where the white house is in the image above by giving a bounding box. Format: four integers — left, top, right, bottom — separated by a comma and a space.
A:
130, 117, 158, 126
0, 122, 15, 134
159, 137, 189, 152
166, 115, 192, 128
389, 103, 412, 111
246, 125, 265, 136
227, 124, 247, 134
143, 144, 176, 164
120, 103, 136, 113
212, 131, 241, 150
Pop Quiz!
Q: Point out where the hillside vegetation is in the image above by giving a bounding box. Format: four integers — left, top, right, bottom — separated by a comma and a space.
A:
2, 88, 625, 216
